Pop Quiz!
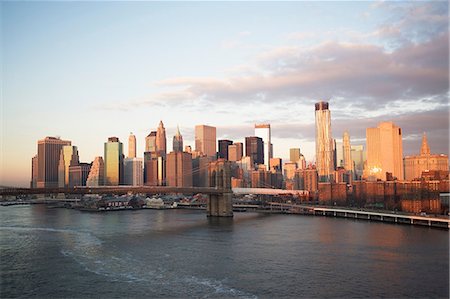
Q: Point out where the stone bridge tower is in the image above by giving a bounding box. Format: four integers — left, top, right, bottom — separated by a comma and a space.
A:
207, 159, 233, 217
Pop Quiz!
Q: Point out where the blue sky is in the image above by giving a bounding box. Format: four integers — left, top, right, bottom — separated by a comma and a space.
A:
1, 1, 449, 186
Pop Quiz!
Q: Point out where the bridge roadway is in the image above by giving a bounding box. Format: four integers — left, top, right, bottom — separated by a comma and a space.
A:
267, 202, 450, 229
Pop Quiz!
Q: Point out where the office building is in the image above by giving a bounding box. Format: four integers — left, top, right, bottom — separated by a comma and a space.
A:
195, 125, 216, 157
172, 126, 183, 153
166, 151, 192, 187
290, 148, 301, 163
269, 158, 282, 173
104, 137, 123, 186
58, 145, 79, 188
255, 124, 272, 169
343, 131, 353, 174
218, 139, 233, 159
228, 142, 243, 161
86, 157, 105, 187
157, 156, 166, 186
128, 132, 136, 158
30, 155, 38, 188
404, 133, 449, 180
68, 163, 91, 188
124, 157, 143, 186
145, 131, 157, 153
351, 145, 365, 180
315, 101, 334, 182
365, 121, 403, 181
298, 154, 306, 170
156, 121, 167, 157
37, 136, 71, 188
192, 155, 213, 187
284, 162, 297, 180
245, 136, 264, 167
335, 141, 343, 168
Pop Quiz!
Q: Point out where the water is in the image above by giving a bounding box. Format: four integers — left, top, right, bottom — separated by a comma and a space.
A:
1, 205, 448, 298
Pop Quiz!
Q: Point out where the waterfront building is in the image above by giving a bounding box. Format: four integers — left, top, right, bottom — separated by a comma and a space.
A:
404, 133, 449, 181
351, 145, 365, 180
37, 136, 71, 188
128, 132, 136, 158
245, 136, 264, 167
58, 145, 79, 188
195, 125, 216, 157
104, 137, 123, 186
218, 139, 233, 159
30, 155, 38, 188
365, 121, 403, 181
166, 151, 192, 187
315, 101, 334, 182
124, 157, 143, 186
255, 124, 272, 169
172, 126, 183, 153
228, 142, 243, 162
86, 157, 104, 187
156, 121, 167, 157
290, 148, 301, 163
68, 163, 91, 187
145, 131, 157, 153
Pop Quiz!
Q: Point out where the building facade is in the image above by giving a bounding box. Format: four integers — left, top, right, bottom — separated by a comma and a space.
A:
255, 124, 272, 170
124, 157, 143, 186
86, 156, 105, 187
58, 145, 79, 188
218, 139, 233, 159
104, 137, 123, 186
128, 133, 136, 158
172, 126, 183, 153
365, 121, 403, 181
290, 148, 301, 163
156, 121, 167, 157
245, 136, 264, 167
195, 125, 216, 157
166, 151, 193, 187
228, 142, 243, 161
145, 131, 157, 153
315, 101, 334, 182
404, 133, 449, 181
68, 163, 91, 187
37, 136, 71, 188
31, 155, 38, 188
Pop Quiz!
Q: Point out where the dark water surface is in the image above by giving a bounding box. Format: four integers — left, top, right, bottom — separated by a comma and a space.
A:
1, 205, 448, 298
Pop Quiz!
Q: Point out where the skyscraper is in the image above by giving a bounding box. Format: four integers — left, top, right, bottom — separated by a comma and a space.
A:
315, 101, 334, 182
289, 148, 301, 163
143, 152, 157, 186
86, 157, 105, 187
145, 131, 157, 153
30, 155, 38, 188
37, 136, 71, 188
172, 126, 183, 153
365, 121, 403, 181
58, 145, 79, 188
166, 151, 193, 187
195, 125, 216, 157
245, 136, 264, 167
255, 124, 272, 169
68, 163, 91, 187
351, 145, 365, 180
124, 157, 143, 186
104, 137, 123, 186
128, 132, 136, 158
218, 139, 233, 159
343, 131, 353, 174
156, 121, 167, 157
228, 143, 243, 162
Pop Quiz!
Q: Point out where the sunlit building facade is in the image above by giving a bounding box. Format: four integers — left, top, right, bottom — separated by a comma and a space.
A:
315, 101, 334, 182
68, 163, 91, 188
172, 126, 183, 153
290, 148, 301, 163
195, 125, 216, 157
128, 132, 136, 158
351, 145, 365, 180
343, 131, 353, 175
58, 145, 79, 188
404, 133, 448, 181
37, 136, 71, 188
365, 121, 403, 181
255, 124, 272, 170
228, 142, 243, 162
124, 157, 143, 186
166, 151, 192, 187
104, 137, 123, 186
145, 131, 157, 153
156, 121, 167, 157
86, 156, 105, 187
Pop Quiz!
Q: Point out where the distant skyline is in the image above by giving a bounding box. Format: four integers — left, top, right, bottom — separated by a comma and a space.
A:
1, 1, 449, 187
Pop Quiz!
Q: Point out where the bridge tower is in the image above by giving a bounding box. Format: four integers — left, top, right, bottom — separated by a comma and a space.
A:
207, 159, 233, 217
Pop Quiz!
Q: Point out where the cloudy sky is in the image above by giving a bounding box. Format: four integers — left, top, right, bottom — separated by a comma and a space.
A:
1, 1, 449, 187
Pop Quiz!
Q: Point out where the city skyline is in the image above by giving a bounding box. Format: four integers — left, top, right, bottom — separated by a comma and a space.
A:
2, 1, 449, 187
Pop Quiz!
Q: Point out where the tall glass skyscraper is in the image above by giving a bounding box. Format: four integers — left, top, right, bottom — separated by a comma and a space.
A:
58, 145, 79, 188
195, 125, 216, 157
104, 137, 123, 186
255, 124, 272, 170
315, 101, 334, 182
173, 126, 183, 153
37, 136, 71, 188
156, 121, 167, 157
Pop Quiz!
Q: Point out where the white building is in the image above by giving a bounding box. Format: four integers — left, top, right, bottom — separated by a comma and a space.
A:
255, 124, 272, 170
124, 157, 143, 186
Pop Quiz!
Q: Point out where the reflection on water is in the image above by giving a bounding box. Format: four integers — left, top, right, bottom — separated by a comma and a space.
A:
0, 205, 448, 298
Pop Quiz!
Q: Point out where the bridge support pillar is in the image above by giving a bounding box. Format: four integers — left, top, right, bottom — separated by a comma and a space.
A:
207, 160, 233, 217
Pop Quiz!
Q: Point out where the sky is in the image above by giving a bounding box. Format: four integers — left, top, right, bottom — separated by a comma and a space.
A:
1, 1, 449, 187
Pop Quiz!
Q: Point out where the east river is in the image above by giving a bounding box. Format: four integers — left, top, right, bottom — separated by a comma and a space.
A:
1, 205, 448, 298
